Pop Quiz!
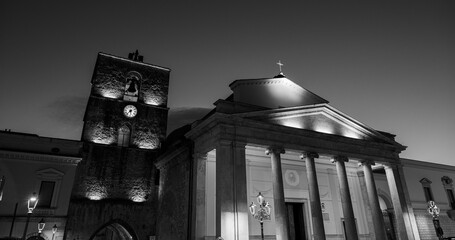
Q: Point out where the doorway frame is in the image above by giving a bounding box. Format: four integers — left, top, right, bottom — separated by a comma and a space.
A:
285, 197, 311, 240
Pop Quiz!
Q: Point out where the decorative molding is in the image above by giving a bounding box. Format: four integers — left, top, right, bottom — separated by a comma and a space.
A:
441, 176, 453, 187
0, 150, 81, 165
419, 178, 432, 185
36, 168, 65, 180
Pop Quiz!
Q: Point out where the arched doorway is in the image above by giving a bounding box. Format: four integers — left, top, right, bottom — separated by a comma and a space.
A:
26, 232, 47, 240
378, 195, 397, 240
89, 220, 137, 240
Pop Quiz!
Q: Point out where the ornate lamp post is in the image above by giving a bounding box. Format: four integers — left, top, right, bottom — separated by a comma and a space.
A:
52, 224, 58, 240
249, 192, 272, 240
428, 201, 444, 240
36, 218, 45, 240
22, 193, 39, 240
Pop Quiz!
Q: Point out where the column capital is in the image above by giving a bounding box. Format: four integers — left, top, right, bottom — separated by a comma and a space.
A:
265, 146, 285, 155
300, 152, 319, 159
331, 155, 349, 163
358, 160, 375, 167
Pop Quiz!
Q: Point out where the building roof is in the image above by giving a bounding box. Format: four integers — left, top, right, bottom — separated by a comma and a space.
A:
0, 130, 82, 157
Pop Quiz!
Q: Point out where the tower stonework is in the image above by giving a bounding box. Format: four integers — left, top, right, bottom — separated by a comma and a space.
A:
65, 52, 170, 240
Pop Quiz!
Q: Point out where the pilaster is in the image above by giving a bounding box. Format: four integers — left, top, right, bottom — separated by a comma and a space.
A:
215, 140, 249, 240
384, 163, 417, 240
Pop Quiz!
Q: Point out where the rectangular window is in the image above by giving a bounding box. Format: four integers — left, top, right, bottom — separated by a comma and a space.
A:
424, 186, 434, 202
447, 189, 455, 209
37, 181, 55, 208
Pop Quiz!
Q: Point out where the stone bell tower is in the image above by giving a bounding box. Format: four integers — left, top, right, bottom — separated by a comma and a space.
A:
64, 51, 170, 240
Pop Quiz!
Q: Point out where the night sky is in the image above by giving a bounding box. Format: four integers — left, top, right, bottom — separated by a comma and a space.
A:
1, 1, 454, 166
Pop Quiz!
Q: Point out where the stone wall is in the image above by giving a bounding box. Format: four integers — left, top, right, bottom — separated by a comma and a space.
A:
64, 198, 158, 240
71, 144, 158, 201
82, 97, 167, 149
156, 144, 192, 240
91, 53, 169, 107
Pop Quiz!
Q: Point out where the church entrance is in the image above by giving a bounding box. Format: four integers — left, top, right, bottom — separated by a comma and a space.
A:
286, 202, 307, 240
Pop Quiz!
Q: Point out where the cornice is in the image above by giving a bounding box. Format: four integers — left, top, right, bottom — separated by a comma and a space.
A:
0, 150, 81, 165
233, 104, 404, 149
185, 113, 402, 164
98, 52, 171, 71
400, 158, 455, 171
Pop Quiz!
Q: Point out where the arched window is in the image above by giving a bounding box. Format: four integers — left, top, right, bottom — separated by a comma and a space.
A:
441, 176, 455, 209
420, 178, 434, 202
118, 126, 131, 147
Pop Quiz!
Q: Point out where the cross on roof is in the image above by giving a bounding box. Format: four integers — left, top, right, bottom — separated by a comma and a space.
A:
277, 60, 284, 73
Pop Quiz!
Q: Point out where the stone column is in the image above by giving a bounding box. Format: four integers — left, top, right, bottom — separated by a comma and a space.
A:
216, 140, 249, 240
360, 161, 387, 240
384, 164, 416, 240
192, 152, 207, 240
332, 156, 359, 240
266, 147, 290, 240
301, 152, 326, 240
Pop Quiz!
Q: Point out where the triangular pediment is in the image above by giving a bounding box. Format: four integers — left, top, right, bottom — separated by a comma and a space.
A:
36, 168, 65, 179
234, 104, 397, 144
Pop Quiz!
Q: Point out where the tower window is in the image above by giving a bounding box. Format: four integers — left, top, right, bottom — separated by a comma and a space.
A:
118, 126, 131, 147
37, 181, 55, 208
420, 178, 434, 202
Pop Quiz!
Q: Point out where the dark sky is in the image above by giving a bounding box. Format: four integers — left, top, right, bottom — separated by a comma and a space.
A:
1, 1, 454, 166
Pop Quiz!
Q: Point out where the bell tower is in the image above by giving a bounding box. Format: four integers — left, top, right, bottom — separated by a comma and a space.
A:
65, 51, 170, 240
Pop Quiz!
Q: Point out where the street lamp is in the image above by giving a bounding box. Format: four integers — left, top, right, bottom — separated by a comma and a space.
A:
22, 193, 39, 240
38, 218, 45, 233
52, 224, 58, 240
249, 192, 272, 240
428, 201, 444, 240
36, 218, 45, 240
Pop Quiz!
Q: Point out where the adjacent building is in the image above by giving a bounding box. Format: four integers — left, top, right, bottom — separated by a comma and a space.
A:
0, 131, 81, 240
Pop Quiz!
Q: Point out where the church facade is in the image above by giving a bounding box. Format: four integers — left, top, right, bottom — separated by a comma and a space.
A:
155, 74, 455, 240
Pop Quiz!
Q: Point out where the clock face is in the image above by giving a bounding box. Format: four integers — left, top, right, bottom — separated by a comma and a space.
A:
123, 105, 137, 118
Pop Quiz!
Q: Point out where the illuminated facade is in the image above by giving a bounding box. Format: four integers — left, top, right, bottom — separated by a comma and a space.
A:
155, 74, 455, 240
64, 52, 170, 240
2, 54, 455, 240
0, 130, 81, 240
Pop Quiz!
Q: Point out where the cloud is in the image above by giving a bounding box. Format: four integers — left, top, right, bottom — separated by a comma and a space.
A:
167, 107, 212, 134
46, 96, 86, 139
